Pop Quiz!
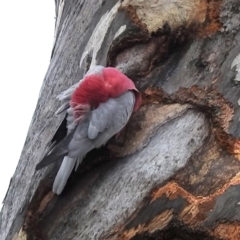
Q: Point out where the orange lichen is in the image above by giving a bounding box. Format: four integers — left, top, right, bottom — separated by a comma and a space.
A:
151, 182, 215, 225
211, 222, 240, 240
110, 172, 240, 239
197, 0, 222, 37
36, 191, 55, 214
151, 172, 240, 226
215, 130, 240, 159
113, 210, 174, 240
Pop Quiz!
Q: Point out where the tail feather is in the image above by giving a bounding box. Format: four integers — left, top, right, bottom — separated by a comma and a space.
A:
35, 130, 75, 170
52, 156, 76, 195
75, 156, 84, 171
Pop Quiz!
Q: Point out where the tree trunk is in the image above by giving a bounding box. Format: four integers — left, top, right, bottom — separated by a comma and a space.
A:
1, 0, 240, 239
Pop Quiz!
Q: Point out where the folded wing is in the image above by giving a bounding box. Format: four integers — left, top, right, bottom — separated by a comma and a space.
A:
68, 90, 135, 169
36, 90, 135, 194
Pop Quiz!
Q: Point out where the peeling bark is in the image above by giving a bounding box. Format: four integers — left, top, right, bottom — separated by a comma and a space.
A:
2, 0, 240, 240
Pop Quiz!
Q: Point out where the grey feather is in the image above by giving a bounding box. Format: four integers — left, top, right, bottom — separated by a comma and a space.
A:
55, 102, 70, 115
68, 91, 135, 172
37, 91, 135, 194
52, 156, 76, 194
85, 65, 104, 77
55, 82, 80, 116
57, 82, 80, 101
66, 107, 77, 133
88, 92, 134, 142
67, 91, 135, 161
88, 125, 98, 139
91, 91, 135, 148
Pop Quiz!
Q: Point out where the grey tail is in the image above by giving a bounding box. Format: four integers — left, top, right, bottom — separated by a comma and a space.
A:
52, 156, 76, 195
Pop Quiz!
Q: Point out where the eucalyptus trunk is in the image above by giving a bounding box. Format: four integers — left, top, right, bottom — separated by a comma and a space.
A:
1, 0, 240, 239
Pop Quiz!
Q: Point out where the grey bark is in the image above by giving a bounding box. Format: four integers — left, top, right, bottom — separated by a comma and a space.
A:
1, 0, 240, 240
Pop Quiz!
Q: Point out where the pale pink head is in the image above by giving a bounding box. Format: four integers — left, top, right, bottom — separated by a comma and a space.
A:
71, 67, 141, 111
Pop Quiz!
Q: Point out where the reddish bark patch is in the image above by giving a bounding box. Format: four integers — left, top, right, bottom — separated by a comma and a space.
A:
23, 180, 53, 239
197, 0, 223, 37
120, 0, 222, 37
109, 174, 240, 239
211, 222, 240, 240
119, 4, 147, 30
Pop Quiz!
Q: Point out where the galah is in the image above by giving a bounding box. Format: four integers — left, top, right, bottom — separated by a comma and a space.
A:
36, 65, 141, 195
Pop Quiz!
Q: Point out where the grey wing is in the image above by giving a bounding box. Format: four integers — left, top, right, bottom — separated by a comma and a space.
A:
91, 91, 135, 147
68, 91, 135, 162
69, 91, 135, 152
36, 91, 135, 171
57, 82, 80, 102
36, 66, 107, 171
55, 82, 80, 115
69, 91, 135, 169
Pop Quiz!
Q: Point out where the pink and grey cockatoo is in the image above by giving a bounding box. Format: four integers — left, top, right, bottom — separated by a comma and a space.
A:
36, 65, 141, 195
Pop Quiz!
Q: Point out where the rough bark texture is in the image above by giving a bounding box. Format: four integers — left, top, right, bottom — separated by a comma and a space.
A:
1, 0, 240, 239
